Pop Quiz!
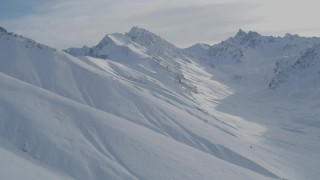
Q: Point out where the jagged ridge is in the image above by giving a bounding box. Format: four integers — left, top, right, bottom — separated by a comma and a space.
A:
0, 26, 7, 33
269, 45, 320, 90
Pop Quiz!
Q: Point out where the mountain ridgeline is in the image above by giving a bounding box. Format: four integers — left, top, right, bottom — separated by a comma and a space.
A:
66, 27, 320, 96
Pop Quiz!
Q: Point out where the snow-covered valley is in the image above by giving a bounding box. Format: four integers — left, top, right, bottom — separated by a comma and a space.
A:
0, 26, 319, 180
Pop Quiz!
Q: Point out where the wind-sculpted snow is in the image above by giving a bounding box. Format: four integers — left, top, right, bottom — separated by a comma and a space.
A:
0, 73, 273, 180
1, 27, 320, 180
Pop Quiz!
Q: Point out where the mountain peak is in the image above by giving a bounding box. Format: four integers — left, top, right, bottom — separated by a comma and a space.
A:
235, 28, 247, 38
234, 29, 261, 39
230, 29, 263, 48
247, 31, 260, 37
127, 26, 154, 38
284, 33, 300, 38
125, 26, 163, 44
125, 26, 178, 51
0, 26, 7, 33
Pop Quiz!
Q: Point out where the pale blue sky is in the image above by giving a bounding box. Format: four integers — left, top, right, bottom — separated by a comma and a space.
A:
0, 0, 50, 19
1, 0, 320, 49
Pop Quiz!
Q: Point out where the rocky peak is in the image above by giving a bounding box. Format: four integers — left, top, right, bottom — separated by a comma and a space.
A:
284, 33, 299, 38
294, 45, 320, 69
246, 31, 260, 38
125, 26, 176, 49
234, 29, 247, 39
126, 26, 157, 41
231, 29, 262, 48
206, 41, 244, 64
64, 45, 93, 57
269, 45, 320, 90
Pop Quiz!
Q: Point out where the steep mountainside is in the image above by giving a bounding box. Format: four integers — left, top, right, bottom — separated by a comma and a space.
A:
1, 26, 320, 180
269, 45, 320, 98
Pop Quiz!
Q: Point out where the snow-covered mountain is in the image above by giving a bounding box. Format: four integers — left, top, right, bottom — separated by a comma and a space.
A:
1, 26, 320, 180
269, 45, 320, 99
65, 27, 199, 94
184, 29, 320, 93
65, 27, 191, 71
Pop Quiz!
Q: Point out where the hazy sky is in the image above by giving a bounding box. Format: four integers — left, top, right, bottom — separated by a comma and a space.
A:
1, 0, 320, 49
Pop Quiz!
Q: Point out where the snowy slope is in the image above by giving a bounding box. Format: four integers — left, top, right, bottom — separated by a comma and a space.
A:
65, 27, 198, 96
0, 137, 74, 180
0, 30, 272, 179
1, 72, 273, 180
1, 26, 320, 180
184, 29, 320, 180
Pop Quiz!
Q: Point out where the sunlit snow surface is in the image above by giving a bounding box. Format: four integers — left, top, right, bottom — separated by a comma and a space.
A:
1, 27, 320, 180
